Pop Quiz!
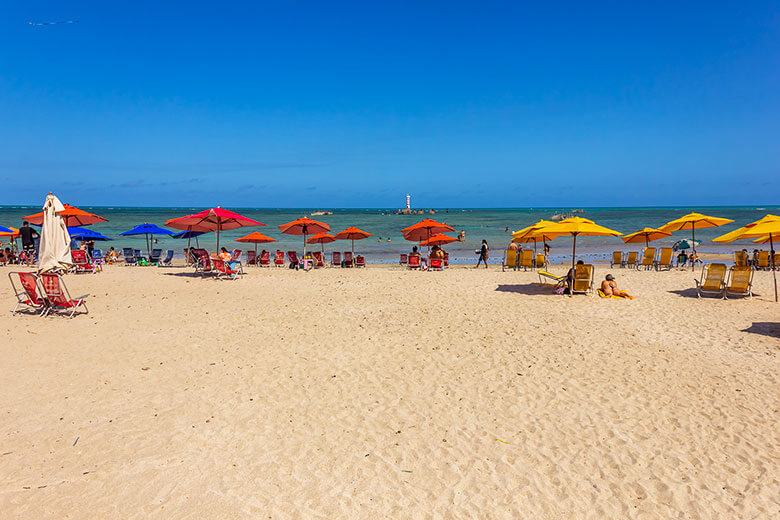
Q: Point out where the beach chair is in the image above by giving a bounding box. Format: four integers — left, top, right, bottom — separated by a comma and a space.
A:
312, 251, 324, 267
654, 247, 673, 271
39, 273, 88, 318
157, 250, 174, 267
734, 250, 748, 267
246, 250, 257, 266
535, 253, 546, 269
260, 251, 271, 267
429, 257, 443, 271
625, 251, 638, 269
443, 252, 449, 267
538, 270, 566, 289
774, 253, 780, 270
343, 251, 354, 267
694, 263, 726, 298
399, 254, 408, 267
519, 249, 534, 271
212, 258, 241, 279
134, 249, 149, 266
332, 251, 341, 267
194, 249, 214, 276
287, 251, 299, 268
149, 249, 162, 265
71, 249, 96, 274
122, 248, 137, 265
229, 249, 240, 262
92, 249, 104, 268
572, 264, 594, 295
610, 251, 623, 268
723, 266, 754, 300
8, 272, 48, 316
274, 251, 285, 267
408, 254, 421, 269
638, 247, 656, 270
502, 248, 518, 271
355, 255, 365, 268
757, 250, 770, 270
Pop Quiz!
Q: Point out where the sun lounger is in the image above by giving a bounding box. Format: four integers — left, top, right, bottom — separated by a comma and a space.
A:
39, 273, 88, 318
123, 248, 137, 265
246, 250, 257, 266
355, 255, 365, 268
260, 251, 271, 267
519, 249, 534, 271
332, 251, 341, 267
694, 263, 726, 298
502, 248, 518, 271
572, 264, 594, 295
149, 249, 162, 265
408, 254, 421, 269
625, 251, 638, 269
158, 250, 174, 267
274, 251, 285, 267
343, 251, 354, 268
723, 266, 753, 300
288, 251, 299, 268
757, 250, 770, 270
654, 247, 673, 271
734, 250, 748, 267
538, 270, 565, 288
71, 249, 97, 274
9, 272, 48, 316
610, 251, 623, 268
212, 258, 241, 279
535, 253, 546, 269
638, 247, 656, 270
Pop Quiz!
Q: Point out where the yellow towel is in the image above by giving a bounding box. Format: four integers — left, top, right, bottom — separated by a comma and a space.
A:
597, 289, 635, 300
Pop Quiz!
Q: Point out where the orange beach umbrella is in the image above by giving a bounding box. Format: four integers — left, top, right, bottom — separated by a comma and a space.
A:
334, 226, 372, 256
278, 217, 330, 256
419, 233, 458, 247
23, 204, 108, 227
307, 232, 337, 256
402, 219, 454, 243
235, 231, 277, 257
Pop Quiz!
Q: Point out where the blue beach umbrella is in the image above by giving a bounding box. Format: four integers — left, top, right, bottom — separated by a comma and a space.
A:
172, 229, 207, 249
120, 223, 175, 255
68, 226, 112, 241
0, 225, 14, 234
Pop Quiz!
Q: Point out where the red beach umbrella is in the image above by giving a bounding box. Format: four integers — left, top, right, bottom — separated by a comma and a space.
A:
235, 231, 277, 258
24, 204, 108, 227
278, 217, 330, 256
166, 207, 265, 250
334, 226, 372, 257
419, 233, 458, 247
402, 219, 454, 243
307, 232, 337, 256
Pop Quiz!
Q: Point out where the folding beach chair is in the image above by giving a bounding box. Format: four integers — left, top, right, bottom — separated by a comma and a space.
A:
312, 251, 324, 267
571, 264, 594, 295
408, 254, 421, 269
158, 250, 174, 267
610, 251, 623, 268
71, 249, 97, 274
538, 270, 566, 289
8, 272, 48, 316
246, 251, 257, 266
502, 248, 518, 271
399, 254, 408, 267
91, 249, 104, 268
212, 258, 241, 279
343, 251, 354, 268
625, 251, 638, 269
654, 248, 673, 271
535, 253, 546, 269
231, 249, 242, 262
694, 263, 726, 298
723, 266, 754, 300
260, 251, 271, 267
274, 251, 285, 267
443, 252, 449, 268
734, 250, 748, 267
149, 249, 162, 265
123, 248, 137, 266
757, 251, 770, 270
331, 251, 341, 267
288, 251, 299, 269
638, 247, 656, 270
355, 255, 365, 268
194, 249, 213, 276
429, 258, 443, 271
519, 249, 534, 271
39, 273, 88, 318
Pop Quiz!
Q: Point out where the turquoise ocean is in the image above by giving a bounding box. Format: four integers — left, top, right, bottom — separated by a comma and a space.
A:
1, 206, 777, 264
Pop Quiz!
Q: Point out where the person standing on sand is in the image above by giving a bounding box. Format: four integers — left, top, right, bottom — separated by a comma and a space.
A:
544, 243, 550, 265
475, 239, 489, 268
18, 221, 39, 266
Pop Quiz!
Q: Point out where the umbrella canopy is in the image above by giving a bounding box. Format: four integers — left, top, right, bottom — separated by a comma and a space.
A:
37, 193, 72, 273
24, 203, 108, 227
68, 226, 112, 241
621, 227, 672, 247
721, 217, 780, 302
659, 212, 733, 270
534, 217, 622, 270
672, 239, 700, 251
419, 233, 458, 247
278, 217, 330, 256
712, 214, 780, 243
511, 219, 557, 255
166, 207, 265, 250
307, 233, 336, 244
0, 225, 14, 234
121, 223, 175, 255
402, 219, 454, 243
335, 226, 372, 256
0, 226, 19, 239
172, 230, 207, 239
235, 231, 277, 257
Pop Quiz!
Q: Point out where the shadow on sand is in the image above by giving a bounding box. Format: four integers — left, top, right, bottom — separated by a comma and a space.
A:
495, 283, 555, 296
741, 322, 780, 339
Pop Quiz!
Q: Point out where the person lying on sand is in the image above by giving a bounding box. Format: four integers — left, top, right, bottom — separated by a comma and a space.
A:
600, 274, 633, 298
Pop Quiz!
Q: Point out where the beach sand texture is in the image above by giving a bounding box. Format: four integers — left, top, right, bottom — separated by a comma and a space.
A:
1, 264, 779, 519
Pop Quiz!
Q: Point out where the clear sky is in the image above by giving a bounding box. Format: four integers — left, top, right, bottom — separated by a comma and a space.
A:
1, 1, 779, 208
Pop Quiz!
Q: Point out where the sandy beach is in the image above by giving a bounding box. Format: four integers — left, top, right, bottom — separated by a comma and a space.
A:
1, 262, 779, 519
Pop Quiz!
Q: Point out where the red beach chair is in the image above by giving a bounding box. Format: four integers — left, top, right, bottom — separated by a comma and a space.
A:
274, 250, 285, 267
399, 253, 408, 267
194, 249, 213, 276
287, 251, 299, 268
443, 253, 449, 268
39, 273, 89, 318
355, 255, 365, 267
246, 250, 257, 266
429, 258, 443, 271
332, 251, 341, 267
260, 251, 271, 267
408, 254, 421, 269
71, 249, 97, 273
231, 249, 242, 261
9, 272, 48, 316
212, 258, 241, 279
343, 251, 354, 267
312, 251, 324, 267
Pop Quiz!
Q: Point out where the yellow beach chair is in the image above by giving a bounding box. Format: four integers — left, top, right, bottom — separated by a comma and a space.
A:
519, 249, 534, 271
723, 266, 754, 300
538, 270, 565, 288
638, 247, 656, 270
654, 247, 673, 271
734, 250, 748, 267
535, 253, 546, 269
610, 251, 623, 268
757, 250, 770, 270
694, 263, 726, 298
625, 251, 638, 269
502, 248, 518, 271
572, 264, 594, 295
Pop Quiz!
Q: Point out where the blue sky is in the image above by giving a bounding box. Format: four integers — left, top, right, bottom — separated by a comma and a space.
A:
1, 1, 779, 207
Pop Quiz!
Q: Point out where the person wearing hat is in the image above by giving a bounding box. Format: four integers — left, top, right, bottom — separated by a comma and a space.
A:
601, 273, 633, 298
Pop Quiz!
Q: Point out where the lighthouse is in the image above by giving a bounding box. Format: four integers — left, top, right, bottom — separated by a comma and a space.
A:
405, 194, 410, 210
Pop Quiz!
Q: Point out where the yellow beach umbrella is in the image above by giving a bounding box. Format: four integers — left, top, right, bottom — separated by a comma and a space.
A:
712, 214, 780, 244
730, 218, 780, 302
621, 227, 672, 248
535, 217, 622, 270
511, 219, 556, 255
659, 212, 734, 270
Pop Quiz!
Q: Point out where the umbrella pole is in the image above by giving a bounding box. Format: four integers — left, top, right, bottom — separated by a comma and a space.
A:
186, 226, 192, 266
771, 234, 777, 302
570, 234, 577, 297
691, 224, 696, 271
217, 227, 220, 251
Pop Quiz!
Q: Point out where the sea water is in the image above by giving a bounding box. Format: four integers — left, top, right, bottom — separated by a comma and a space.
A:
0, 206, 776, 264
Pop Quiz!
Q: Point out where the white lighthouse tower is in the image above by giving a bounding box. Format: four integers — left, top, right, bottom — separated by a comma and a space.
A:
405, 194, 411, 210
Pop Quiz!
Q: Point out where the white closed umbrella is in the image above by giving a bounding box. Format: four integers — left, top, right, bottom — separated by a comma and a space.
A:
37, 192, 73, 273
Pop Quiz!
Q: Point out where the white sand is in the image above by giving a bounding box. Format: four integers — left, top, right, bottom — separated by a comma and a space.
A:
1, 263, 779, 518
